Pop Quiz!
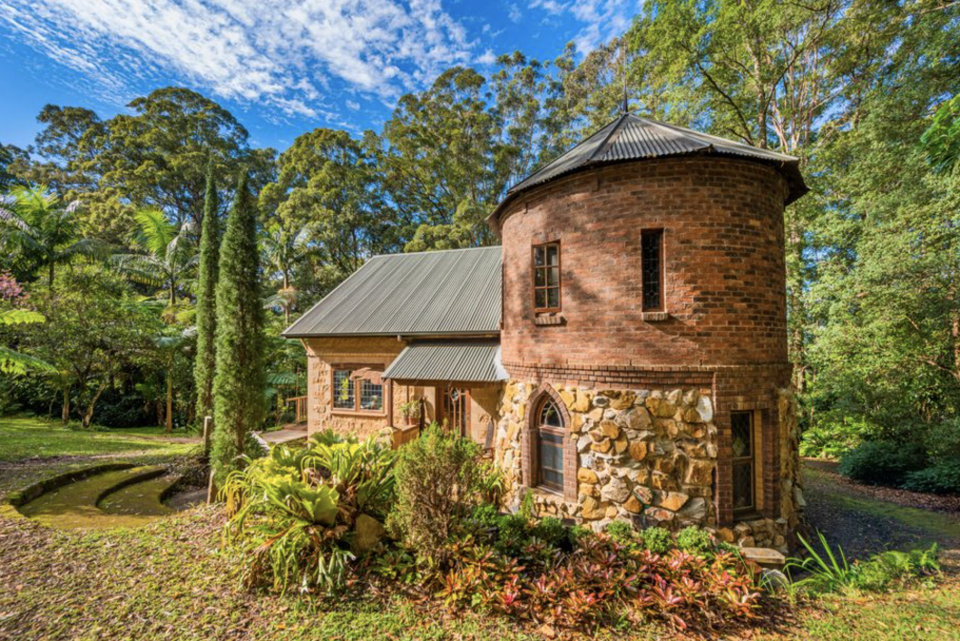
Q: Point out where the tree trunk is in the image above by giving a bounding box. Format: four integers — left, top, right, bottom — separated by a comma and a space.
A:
166, 363, 174, 433
81, 380, 109, 429
48, 262, 55, 289
61, 384, 70, 425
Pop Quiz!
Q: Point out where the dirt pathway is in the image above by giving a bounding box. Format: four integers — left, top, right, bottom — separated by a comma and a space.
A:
802, 459, 960, 564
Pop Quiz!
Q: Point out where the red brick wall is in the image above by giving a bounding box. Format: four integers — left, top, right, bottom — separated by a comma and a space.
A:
498, 157, 790, 368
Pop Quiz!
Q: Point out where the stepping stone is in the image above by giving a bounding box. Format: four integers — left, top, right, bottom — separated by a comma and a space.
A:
740, 546, 787, 569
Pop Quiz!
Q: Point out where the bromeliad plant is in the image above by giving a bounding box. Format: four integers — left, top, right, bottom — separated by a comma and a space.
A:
221, 437, 397, 595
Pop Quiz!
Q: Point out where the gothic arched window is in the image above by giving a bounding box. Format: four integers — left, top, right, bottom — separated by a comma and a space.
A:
536, 397, 565, 492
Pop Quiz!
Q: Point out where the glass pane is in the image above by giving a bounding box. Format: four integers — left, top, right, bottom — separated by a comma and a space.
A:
642, 230, 662, 310
546, 244, 559, 266
534, 268, 546, 287
547, 266, 560, 287
535, 289, 547, 309
539, 433, 564, 489
534, 246, 545, 267
731, 412, 752, 458
333, 370, 355, 409
547, 287, 559, 309
360, 379, 383, 411
539, 400, 563, 427
733, 462, 754, 511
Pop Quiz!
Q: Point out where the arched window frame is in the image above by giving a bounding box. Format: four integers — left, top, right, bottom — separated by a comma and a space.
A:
521, 384, 577, 501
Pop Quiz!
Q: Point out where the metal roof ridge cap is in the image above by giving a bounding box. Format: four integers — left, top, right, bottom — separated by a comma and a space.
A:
590, 112, 630, 162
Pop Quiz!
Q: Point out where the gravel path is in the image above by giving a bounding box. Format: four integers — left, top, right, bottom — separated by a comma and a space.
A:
802, 460, 960, 564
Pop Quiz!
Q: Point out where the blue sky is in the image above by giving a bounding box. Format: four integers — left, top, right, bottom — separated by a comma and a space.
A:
0, 0, 639, 152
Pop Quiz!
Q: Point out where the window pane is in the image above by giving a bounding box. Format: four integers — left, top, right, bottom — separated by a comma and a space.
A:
534, 246, 545, 266
535, 289, 547, 309
547, 287, 559, 309
539, 400, 563, 427
642, 230, 662, 310
733, 462, 754, 511
539, 431, 564, 489
546, 245, 559, 266
534, 268, 546, 287
360, 379, 383, 411
333, 370, 355, 409
731, 412, 752, 458
547, 266, 560, 287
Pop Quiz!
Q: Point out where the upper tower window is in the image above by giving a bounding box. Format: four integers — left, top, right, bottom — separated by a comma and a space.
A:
641, 229, 664, 311
533, 242, 561, 313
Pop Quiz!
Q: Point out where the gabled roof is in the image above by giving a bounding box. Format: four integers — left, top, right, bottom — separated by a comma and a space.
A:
282, 246, 501, 338
383, 341, 507, 383
489, 112, 808, 225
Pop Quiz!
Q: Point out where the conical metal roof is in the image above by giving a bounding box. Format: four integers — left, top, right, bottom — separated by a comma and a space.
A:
490, 112, 808, 226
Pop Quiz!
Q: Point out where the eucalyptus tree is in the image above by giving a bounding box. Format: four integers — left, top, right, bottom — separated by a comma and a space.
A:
113, 209, 198, 311
0, 185, 106, 287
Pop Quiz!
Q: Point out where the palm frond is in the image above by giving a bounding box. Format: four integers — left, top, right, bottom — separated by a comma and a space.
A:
0, 309, 46, 325
134, 209, 176, 256
0, 345, 56, 375
112, 253, 167, 287
59, 237, 113, 261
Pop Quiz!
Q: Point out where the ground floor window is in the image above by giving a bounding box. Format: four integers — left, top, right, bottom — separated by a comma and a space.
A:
331, 365, 384, 413
731, 411, 755, 514
537, 398, 565, 493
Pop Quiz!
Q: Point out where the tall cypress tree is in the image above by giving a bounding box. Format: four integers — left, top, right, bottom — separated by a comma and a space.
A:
211, 171, 265, 481
194, 162, 219, 428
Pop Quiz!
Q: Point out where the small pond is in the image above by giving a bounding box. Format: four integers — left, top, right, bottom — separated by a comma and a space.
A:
16, 465, 203, 529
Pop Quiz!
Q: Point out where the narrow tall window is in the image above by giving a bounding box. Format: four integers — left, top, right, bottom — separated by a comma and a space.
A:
537, 398, 565, 492
641, 229, 664, 311
533, 242, 561, 312
731, 411, 755, 514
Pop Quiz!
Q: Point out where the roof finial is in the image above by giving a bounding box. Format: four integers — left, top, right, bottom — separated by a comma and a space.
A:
620, 38, 629, 115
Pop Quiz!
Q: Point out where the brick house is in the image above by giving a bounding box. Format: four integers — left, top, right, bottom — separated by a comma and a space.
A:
284, 112, 808, 550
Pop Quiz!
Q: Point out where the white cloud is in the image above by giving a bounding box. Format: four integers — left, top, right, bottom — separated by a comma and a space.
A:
345, 100, 361, 110
507, 3, 522, 23
528, 0, 638, 53
0, 0, 475, 120
476, 49, 496, 65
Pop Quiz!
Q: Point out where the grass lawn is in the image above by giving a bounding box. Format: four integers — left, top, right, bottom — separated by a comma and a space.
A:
1, 419, 958, 640
0, 416, 196, 462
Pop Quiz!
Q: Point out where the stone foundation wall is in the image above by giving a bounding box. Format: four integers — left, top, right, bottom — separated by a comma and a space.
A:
495, 380, 803, 553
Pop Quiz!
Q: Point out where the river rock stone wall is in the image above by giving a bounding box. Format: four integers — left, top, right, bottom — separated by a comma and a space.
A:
494, 380, 803, 553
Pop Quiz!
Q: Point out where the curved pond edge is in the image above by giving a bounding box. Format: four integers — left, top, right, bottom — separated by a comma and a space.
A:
2, 463, 136, 518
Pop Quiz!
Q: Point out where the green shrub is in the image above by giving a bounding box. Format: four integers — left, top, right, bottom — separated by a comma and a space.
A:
494, 512, 532, 557
221, 438, 396, 594
902, 461, 960, 494
388, 423, 486, 561
531, 516, 568, 548
640, 526, 674, 555
605, 519, 638, 545
676, 526, 713, 555
838, 440, 926, 486
800, 416, 874, 459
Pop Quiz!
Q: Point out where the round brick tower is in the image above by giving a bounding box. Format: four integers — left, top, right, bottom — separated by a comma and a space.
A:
489, 114, 808, 551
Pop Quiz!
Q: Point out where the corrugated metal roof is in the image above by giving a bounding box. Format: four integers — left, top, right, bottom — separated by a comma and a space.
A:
282, 246, 502, 338
383, 341, 507, 383
490, 112, 808, 225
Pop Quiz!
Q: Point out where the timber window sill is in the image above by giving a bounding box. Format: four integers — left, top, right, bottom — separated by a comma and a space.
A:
330, 409, 387, 418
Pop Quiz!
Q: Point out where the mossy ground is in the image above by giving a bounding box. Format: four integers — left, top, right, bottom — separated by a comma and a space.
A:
1, 417, 959, 640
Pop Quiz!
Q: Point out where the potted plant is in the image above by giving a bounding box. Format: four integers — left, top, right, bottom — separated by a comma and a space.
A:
400, 399, 421, 427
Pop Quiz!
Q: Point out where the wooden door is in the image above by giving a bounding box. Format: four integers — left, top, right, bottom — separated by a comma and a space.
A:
440, 384, 470, 437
